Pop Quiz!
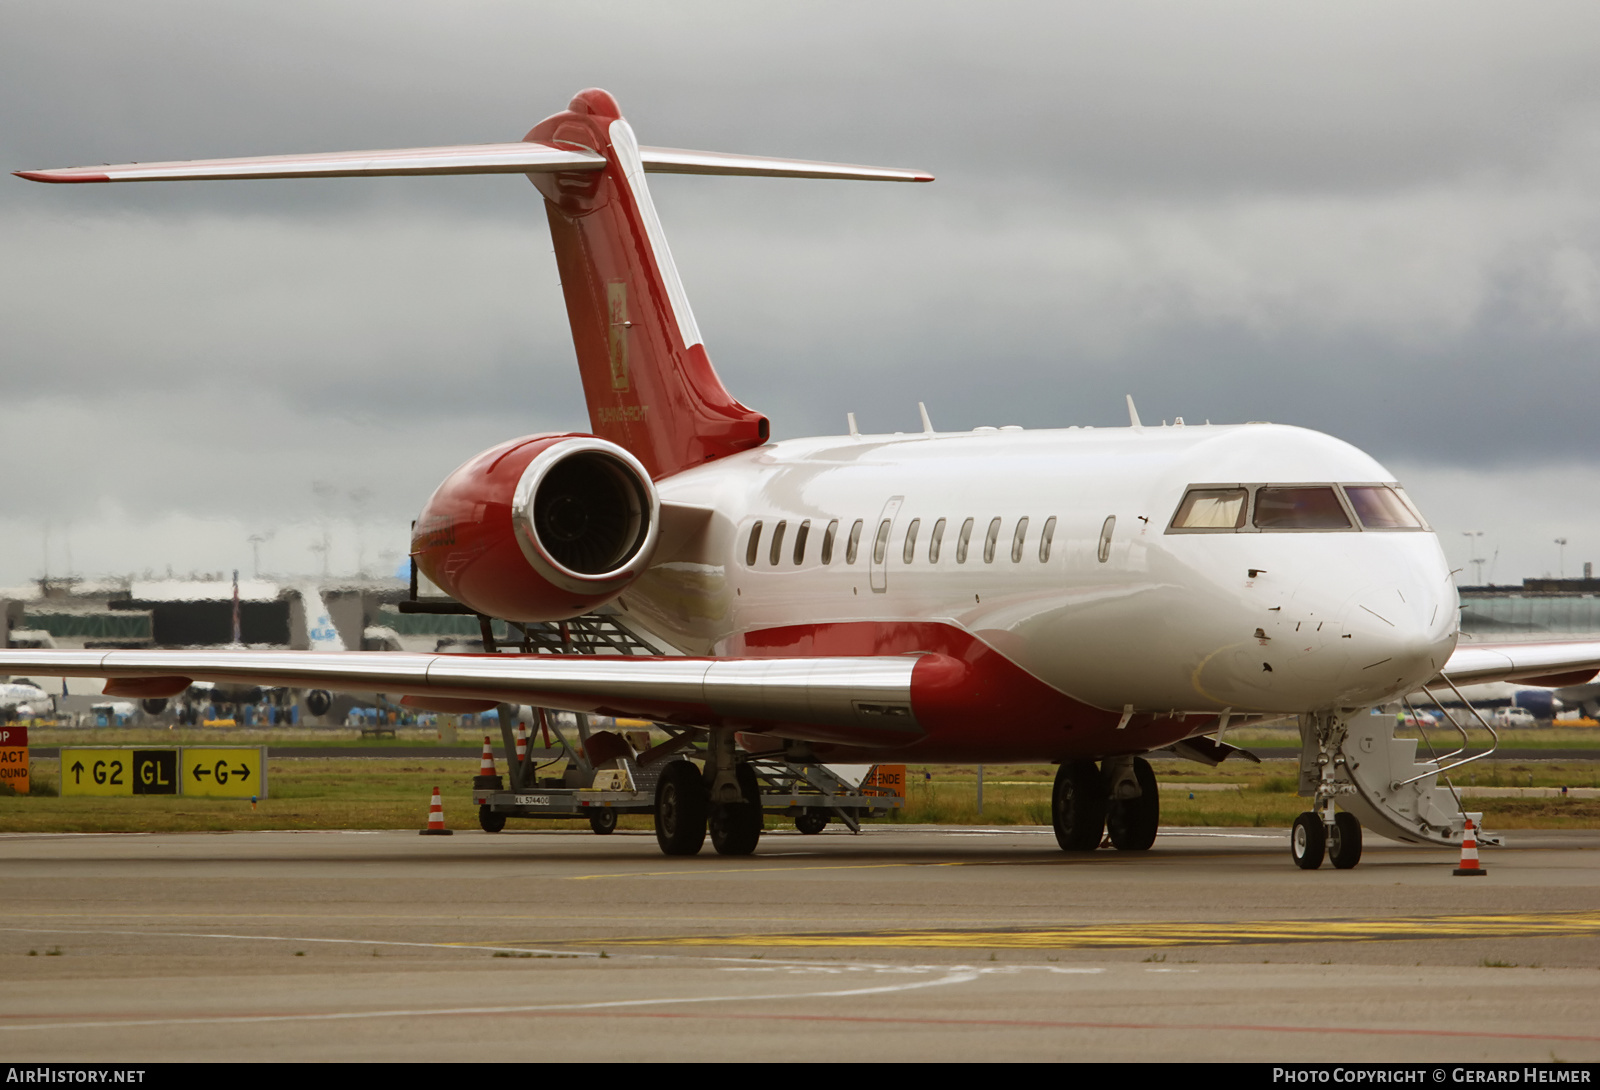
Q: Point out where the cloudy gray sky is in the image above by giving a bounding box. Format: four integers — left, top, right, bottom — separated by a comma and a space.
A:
4, 1, 1599, 589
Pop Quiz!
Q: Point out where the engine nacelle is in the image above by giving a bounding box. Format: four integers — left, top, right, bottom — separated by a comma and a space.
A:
411, 434, 659, 621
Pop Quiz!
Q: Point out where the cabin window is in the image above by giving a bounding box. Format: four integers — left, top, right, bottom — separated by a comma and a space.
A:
769, 520, 788, 565
793, 519, 810, 564
1098, 515, 1116, 563
956, 517, 975, 563
1171, 488, 1248, 530
1344, 485, 1427, 530
1254, 487, 1351, 531
872, 519, 893, 564
902, 518, 921, 564
1011, 517, 1029, 563
846, 519, 864, 564
746, 521, 763, 567
821, 519, 839, 564
983, 518, 1002, 563
929, 518, 947, 563
1039, 516, 1056, 562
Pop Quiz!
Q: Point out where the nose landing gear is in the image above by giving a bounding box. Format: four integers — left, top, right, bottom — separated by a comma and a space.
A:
1291, 809, 1362, 870
1292, 712, 1366, 870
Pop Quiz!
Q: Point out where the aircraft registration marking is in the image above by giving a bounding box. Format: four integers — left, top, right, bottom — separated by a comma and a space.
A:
595, 909, 1600, 948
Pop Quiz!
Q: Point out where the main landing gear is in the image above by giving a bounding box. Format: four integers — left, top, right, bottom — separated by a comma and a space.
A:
654, 759, 708, 855
1052, 756, 1159, 853
653, 729, 763, 857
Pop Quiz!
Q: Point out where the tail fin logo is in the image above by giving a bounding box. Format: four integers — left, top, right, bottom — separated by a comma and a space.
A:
607, 282, 630, 391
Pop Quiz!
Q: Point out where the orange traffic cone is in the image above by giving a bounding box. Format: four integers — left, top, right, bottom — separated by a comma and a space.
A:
419, 786, 454, 836
515, 720, 528, 764
1453, 816, 1485, 876
473, 735, 503, 792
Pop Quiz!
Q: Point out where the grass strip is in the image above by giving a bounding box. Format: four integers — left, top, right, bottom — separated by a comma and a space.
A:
2, 756, 1597, 833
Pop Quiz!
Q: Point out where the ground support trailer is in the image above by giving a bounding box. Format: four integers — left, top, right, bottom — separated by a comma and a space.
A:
472, 712, 904, 835
746, 755, 905, 833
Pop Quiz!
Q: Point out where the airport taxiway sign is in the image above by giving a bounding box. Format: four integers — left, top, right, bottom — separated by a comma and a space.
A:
59, 746, 262, 797
182, 747, 266, 798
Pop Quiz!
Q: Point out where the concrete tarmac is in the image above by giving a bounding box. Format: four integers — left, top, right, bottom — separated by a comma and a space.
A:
2, 824, 1598, 1062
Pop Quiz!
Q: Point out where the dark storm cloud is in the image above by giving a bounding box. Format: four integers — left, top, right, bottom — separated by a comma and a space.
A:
3, 1, 1600, 582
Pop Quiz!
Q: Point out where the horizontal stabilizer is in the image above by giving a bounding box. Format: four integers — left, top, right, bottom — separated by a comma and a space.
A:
639, 146, 932, 182
15, 142, 607, 183
17, 144, 931, 185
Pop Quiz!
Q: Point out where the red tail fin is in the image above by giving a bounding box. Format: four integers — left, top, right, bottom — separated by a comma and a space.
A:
525, 90, 769, 480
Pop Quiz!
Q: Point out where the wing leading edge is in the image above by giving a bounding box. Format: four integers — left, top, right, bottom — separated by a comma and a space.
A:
1435, 641, 1600, 688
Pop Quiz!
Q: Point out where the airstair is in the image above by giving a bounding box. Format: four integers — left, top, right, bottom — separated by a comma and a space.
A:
1299, 689, 1501, 848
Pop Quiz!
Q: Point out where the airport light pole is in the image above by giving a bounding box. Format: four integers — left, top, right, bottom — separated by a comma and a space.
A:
1462, 531, 1485, 585
246, 531, 274, 579
310, 533, 331, 579
1556, 538, 1569, 579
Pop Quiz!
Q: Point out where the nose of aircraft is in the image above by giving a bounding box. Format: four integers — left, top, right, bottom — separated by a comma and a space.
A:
1230, 536, 1458, 712
1333, 572, 1457, 705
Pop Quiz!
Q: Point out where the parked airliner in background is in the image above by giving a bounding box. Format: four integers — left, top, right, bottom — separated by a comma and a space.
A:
12, 89, 1600, 867
0, 680, 53, 721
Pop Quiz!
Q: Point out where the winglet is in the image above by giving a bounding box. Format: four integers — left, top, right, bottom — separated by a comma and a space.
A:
1126, 395, 1143, 429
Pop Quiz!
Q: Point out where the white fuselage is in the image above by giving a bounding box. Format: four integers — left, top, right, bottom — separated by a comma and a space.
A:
620, 421, 1459, 717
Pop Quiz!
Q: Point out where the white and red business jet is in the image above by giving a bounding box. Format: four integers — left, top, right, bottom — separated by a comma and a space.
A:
14, 89, 1599, 866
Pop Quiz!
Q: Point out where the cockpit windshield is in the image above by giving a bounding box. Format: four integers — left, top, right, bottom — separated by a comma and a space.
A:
1253, 487, 1350, 530
1344, 485, 1426, 529
1170, 488, 1248, 529
1166, 482, 1429, 534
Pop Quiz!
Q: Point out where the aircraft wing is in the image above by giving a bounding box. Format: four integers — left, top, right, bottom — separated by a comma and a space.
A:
1436, 641, 1600, 687
0, 648, 931, 743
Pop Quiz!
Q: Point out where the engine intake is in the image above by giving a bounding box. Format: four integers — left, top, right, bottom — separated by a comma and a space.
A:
412, 434, 659, 622
512, 439, 654, 593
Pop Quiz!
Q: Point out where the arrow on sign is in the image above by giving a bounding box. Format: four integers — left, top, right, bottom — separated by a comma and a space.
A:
70, 760, 84, 785
192, 764, 211, 780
